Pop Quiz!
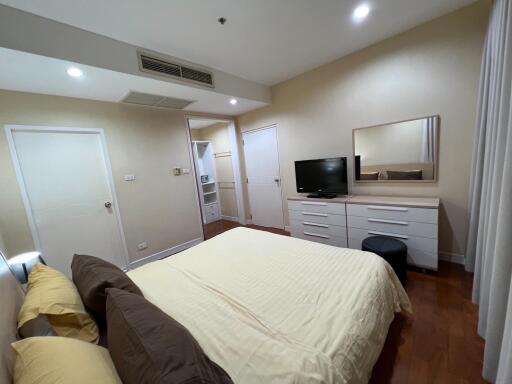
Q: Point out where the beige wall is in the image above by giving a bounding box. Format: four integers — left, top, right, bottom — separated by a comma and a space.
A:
355, 119, 425, 166
191, 123, 239, 218
0, 90, 202, 264
237, 1, 491, 256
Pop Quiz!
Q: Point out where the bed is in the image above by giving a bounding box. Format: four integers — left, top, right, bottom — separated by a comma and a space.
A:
128, 227, 411, 383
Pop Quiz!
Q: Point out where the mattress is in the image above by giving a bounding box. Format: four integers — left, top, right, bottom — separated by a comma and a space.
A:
127, 227, 411, 384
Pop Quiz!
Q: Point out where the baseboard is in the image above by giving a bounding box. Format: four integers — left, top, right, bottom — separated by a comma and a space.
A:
129, 237, 203, 270
439, 252, 465, 265
284, 225, 291, 232
221, 215, 240, 223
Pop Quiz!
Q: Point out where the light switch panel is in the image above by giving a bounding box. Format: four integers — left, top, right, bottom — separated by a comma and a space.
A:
124, 174, 136, 181
182, 168, 190, 174
173, 167, 182, 176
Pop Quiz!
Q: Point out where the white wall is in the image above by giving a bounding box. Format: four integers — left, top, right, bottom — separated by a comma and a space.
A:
355, 119, 424, 166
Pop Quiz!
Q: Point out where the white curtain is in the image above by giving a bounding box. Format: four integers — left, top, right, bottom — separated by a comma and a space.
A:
465, 0, 512, 382
421, 117, 435, 162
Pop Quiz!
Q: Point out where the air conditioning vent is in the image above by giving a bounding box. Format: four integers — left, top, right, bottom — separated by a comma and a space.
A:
121, 91, 194, 110
140, 55, 181, 77
181, 66, 213, 85
138, 52, 214, 88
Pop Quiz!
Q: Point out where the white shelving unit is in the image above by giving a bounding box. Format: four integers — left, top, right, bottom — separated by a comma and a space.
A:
192, 141, 221, 224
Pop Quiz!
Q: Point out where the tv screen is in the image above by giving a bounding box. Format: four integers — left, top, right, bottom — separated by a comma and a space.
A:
295, 157, 348, 195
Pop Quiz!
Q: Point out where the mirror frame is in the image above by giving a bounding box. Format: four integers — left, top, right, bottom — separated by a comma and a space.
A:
352, 115, 440, 183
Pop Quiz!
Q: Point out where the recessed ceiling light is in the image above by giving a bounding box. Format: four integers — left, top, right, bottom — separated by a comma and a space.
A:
67, 67, 83, 78
229, 98, 238, 105
352, 4, 370, 23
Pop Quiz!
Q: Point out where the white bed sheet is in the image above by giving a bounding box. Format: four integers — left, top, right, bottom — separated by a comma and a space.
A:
127, 227, 411, 384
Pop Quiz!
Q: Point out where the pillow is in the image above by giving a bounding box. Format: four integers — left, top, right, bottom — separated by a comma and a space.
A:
106, 288, 233, 384
71, 254, 142, 321
12, 336, 121, 384
359, 171, 379, 180
18, 314, 56, 339
387, 169, 423, 180
17, 263, 99, 344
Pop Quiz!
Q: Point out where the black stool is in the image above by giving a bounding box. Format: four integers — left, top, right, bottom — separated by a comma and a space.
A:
362, 236, 407, 285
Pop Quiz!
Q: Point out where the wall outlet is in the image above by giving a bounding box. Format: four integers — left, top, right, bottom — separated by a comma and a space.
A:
182, 168, 190, 174
124, 174, 136, 181
137, 241, 148, 251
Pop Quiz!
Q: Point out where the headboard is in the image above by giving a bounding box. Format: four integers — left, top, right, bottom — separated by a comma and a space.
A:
0, 252, 24, 383
361, 162, 435, 180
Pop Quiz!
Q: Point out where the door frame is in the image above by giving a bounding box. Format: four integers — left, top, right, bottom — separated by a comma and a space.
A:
242, 124, 285, 229
184, 115, 247, 228
4, 125, 130, 269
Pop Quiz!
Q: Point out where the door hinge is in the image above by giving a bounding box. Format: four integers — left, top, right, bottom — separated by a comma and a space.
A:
249, 214, 252, 220
242, 139, 245, 145
246, 178, 248, 183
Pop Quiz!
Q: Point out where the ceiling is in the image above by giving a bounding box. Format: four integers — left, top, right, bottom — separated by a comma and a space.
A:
0, 48, 267, 115
188, 119, 229, 130
0, 0, 477, 86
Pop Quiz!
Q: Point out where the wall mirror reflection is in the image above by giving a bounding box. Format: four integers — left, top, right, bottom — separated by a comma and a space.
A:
353, 115, 439, 182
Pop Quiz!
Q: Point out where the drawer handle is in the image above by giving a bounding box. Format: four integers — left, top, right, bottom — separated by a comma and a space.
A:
303, 222, 329, 228
302, 211, 328, 217
304, 231, 330, 239
368, 218, 408, 226
367, 205, 408, 212
300, 201, 328, 206
368, 230, 408, 240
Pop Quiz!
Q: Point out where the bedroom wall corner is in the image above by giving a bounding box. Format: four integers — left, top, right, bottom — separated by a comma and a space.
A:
236, 0, 492, 257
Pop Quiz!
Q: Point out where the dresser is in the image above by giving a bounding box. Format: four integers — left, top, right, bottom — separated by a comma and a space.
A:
287, 195, 440, 270
288, 197, 348, 247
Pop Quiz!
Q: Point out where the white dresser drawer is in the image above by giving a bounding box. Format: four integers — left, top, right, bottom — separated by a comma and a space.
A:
288, 200, 346, 215
204, 203, 220, 223
347, 227, 438, 270
346, 203, 438, 224
291, 228, 348, 247
346, 215, 438, 239
289, 210, 346, 226
290, 220, 346, 237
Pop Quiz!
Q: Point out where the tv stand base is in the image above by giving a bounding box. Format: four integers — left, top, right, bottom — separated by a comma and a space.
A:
307, 193, 338, 199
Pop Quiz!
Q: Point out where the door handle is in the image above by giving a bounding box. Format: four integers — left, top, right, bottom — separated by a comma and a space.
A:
274, 178, 280, 184
105, 202, 112, 208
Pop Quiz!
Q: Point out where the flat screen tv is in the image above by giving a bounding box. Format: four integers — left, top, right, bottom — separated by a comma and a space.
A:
295, 157, 348, 198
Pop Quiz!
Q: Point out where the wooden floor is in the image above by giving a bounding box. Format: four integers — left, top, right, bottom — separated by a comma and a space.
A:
203, 220, 486, 384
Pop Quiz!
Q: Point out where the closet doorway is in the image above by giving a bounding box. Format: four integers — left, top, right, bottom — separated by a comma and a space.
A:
186, 117, 246, 239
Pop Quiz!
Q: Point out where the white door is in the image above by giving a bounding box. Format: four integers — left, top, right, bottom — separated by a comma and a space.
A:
7, 127, 127, 275
242, 126, 284, 228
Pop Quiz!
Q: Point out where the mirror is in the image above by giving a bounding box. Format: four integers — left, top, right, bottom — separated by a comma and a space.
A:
353, 115, 439, 182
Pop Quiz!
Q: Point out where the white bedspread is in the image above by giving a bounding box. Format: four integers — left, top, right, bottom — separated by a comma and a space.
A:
127, 227, 411, 384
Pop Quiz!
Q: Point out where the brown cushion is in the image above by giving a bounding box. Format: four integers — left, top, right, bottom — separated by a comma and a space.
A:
387, 169, 423, 180
71, 255, 142, 322
18, 315, 57, 339
106, 288, 233, 384
359, 171, 379, 180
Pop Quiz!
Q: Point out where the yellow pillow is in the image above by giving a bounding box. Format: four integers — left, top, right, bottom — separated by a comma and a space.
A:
17, 263, 99, 343
12, 337, 121, 384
